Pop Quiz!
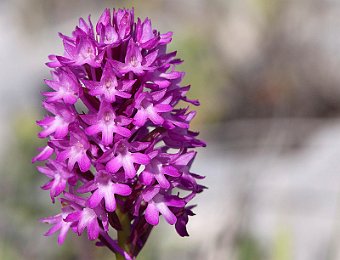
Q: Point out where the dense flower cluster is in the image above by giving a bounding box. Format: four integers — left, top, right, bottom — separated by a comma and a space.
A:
33, 8, 205, 259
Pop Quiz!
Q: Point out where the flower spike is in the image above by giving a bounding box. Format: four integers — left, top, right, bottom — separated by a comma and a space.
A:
34, 7, 205, 260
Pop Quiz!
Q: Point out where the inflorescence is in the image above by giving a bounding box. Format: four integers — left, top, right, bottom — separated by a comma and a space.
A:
33, 8, 206, 259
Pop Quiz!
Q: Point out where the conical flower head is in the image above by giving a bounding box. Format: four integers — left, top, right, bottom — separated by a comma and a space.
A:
34, 7, 206, 259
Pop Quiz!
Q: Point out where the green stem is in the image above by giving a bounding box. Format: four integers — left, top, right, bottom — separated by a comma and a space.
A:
115, 207, 132, 260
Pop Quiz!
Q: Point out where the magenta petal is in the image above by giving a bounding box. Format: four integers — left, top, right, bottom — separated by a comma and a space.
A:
121, 79, 136, 91
65, 211, 81, 222
51, 179, 66, 198
87, 190, 103, 208
114, 126, 131, 138
38, 127, 55, 139
63, 94, 78, 104
155, 104, 172, 113
85, 125, 102, 136
154, 79, 171, 89
77, 208, 96, 235
77, 181, 97, 193
32, 146, 53, 163
37, 165, 54, 177
106, 156, 123, 173
96, 8, 111, 33
87, 219, 100, 240
88, 86, 102, 97
155, 174, 170, 189
144, 50, 158, 66
104, 190, 116, 212
151, 89, 166, 101
40, 214, 60, 223
57, 223, 71, 245
101, 125, 114, 145
81, 114, 97, 125
145, 203, 159, 226
113, 183, 132, 196
133, 110, 148, 126
67, 155, 77, 171
57, 150, 69, 162
44, 222, 62, 236
165, 197, 186, 208
122, 159, 136, 178
161, 71, 184, 80
103, 25, 119, 45
142, 187, 160, 201
148, 110, 164, 125
157, 203, 177, 225
37, 116, 54, 126
174, 151, 196, 165
117, 116, 132, 126
132, 153, 150, 165
54, 125, 69, 139
115, 91, 131, 99
130, 141, 150, 151
163, 165, 180, 177
78, 154, 91, 172
140, 170, 153, 185
41, 181, 53, 191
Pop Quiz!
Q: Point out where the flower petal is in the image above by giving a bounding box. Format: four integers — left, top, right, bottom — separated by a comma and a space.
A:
157, 202, 177, 225
87, 189, 104, 209
113, 183, 132, 196
78, 153, 91, 172
106, 156, 123, 173
132, 153, 150, 165
145, 203, 159, 225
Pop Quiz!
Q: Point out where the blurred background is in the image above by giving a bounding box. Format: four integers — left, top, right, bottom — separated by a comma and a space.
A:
1, 0, 340, 259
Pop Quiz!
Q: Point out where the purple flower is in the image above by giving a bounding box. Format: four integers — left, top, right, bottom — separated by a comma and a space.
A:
40, 206, 74, 244
133, 90, 172, 127
43, 68, 80, 104
81, 101, 131, 146
140, 150, 180, 189
106, 140, 150, 178
114, 9, 134, 40
38, 160, 77, 202
56, 125, 91, 172
135, 186, 185, 226
170, 151, 206, 193
111, 39, 158, 75
78, 171, 131, 212
136, 18, 158, 49
173, 206, 196, 237
37, 102, 76, 139
96, 9, 112, 33
60, 193, 109, 241
35, 8, 205, 259
162, 108, 195, 129
32, 145, 53, 163
97, 10, 120, 47
58, 36, 104, 67
66, 206, 108, 240
82, 62, 134, 103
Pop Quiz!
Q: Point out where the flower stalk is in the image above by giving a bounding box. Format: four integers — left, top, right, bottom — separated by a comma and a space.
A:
116, 205, 132, 258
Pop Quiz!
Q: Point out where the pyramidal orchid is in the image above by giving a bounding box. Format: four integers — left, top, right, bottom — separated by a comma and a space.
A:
34, 8, 206, 260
